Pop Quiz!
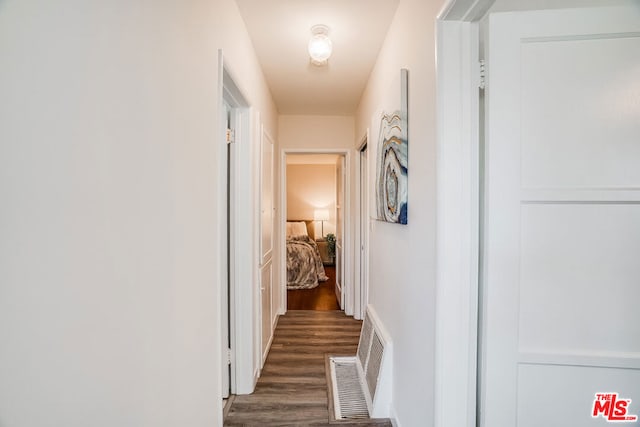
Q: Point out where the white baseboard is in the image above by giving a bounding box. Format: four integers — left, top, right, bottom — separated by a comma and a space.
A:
390, 404, 402, 427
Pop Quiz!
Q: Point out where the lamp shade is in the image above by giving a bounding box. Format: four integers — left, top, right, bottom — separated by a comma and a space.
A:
314, 209, 330, 221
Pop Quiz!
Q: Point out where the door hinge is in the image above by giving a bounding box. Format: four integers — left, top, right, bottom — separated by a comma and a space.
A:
226, 348, 232, 365
226, 128, 235, 144
479, 60, 486, 90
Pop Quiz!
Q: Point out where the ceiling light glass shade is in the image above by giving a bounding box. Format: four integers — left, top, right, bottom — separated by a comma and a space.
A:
308, 25, 332, 65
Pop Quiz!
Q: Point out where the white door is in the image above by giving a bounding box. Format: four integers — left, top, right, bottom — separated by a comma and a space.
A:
359, 143, 369, 318
221, 101, 233, 399
335, 155, 345, 309
482, 6, 640, 427
260, 128, 274, 364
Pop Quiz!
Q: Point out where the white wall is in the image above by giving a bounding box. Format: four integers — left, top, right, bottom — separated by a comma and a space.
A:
279, 115, 355, 151
355, 0, 444, 425
0, 1, 276, 426
490, 0, 638, 12
286, 164, 337, 237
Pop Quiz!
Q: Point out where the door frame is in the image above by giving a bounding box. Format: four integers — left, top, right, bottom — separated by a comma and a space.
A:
354, 134, 369, 320
279, 148, 353, 316
220, 97, 233, 399
218, 51, 259, 395
434, 2, 494, 427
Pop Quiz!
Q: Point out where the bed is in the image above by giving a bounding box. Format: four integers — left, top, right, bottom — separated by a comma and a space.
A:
286, 220, 328, 290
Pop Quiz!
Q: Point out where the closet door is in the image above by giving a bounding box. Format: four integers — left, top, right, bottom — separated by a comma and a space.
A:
481, 7, 640, 426
260, 127, 274, 364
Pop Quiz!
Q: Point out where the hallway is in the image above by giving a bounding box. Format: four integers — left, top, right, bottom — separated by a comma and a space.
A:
223, 311, 391, 426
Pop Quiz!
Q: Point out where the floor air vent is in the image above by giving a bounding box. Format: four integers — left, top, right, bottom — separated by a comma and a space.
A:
327, 306, 392, 421
330, 358, 369, 419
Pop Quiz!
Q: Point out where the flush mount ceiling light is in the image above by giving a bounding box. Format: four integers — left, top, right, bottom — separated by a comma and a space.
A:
308, 24, 332, 66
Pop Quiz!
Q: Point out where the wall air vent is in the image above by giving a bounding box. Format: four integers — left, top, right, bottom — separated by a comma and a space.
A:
327, 306, 393, 420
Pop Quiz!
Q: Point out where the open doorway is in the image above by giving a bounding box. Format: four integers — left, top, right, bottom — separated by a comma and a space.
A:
284, 153, 346, 310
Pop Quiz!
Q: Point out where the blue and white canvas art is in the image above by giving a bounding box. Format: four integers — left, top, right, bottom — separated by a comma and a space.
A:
374, 69, 408, 224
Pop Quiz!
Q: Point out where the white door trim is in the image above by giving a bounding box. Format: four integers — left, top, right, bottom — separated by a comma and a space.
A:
279, 148, 353, 316
354, 134, 369, 320
434, 2, 494, 427
219, 51, 259, 395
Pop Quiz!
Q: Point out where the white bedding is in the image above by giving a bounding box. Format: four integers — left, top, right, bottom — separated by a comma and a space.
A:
286, 221, 308, 237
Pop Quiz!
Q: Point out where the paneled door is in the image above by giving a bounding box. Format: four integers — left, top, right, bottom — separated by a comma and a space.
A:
260, 127, 275, 364
482, 6, 640, 427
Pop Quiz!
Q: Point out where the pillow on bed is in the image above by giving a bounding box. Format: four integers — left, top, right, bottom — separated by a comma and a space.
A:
286, 221, 308, 237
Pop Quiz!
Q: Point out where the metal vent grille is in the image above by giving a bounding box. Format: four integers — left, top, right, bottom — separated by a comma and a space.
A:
357, 313, 373, 368
330, 358, 369, 419
328, 309, 390, 420
366, 331, 384, 399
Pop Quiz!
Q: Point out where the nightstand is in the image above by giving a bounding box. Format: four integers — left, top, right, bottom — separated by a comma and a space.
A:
315, 239, 334, 265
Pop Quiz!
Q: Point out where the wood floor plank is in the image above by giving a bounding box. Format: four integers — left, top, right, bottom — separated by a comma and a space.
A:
223, 310, 392, 427
287, 266, 339, 310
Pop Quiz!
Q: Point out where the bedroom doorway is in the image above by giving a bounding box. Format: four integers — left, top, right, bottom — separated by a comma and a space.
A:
283, 152, 347, 312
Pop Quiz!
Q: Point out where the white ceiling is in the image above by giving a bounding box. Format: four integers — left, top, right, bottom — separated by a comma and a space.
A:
235, 0, 400, 115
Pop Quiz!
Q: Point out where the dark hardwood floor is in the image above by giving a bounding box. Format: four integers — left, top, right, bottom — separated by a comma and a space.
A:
287, 266, 339, 310
223, 311, 391, 427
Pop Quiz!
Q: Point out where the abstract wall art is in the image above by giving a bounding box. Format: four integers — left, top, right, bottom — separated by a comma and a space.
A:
373, 69, 408, 224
